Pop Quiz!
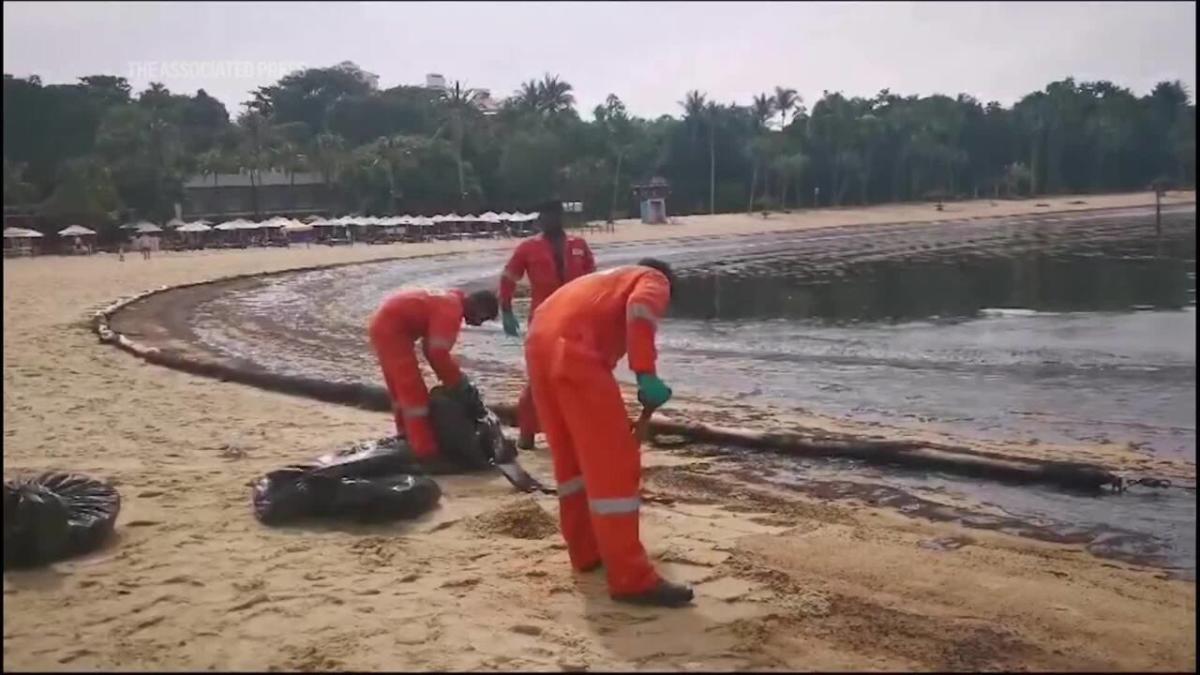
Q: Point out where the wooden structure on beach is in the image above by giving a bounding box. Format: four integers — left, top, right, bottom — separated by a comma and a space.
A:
632, 177, 670, 224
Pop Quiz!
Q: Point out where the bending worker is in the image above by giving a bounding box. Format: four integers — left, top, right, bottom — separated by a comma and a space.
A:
499, 199, 596, 449
525, 258, 693, 607
368, 287, 499, 463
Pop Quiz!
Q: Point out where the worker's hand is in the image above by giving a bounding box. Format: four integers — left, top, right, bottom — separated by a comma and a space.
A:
636, 373, 672, 409
501, 309, 521, 337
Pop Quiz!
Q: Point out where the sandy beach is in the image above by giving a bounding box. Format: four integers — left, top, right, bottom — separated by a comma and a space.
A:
3, 192, 1196, 671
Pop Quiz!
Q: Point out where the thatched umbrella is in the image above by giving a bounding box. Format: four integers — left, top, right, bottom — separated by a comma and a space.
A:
5, 226, 44, 256
4, 227, 44, 238
57, 225, 96, 237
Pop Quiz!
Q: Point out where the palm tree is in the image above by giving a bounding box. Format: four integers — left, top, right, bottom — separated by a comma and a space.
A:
376, 135, 417, 212
598, 94, 632, 221
856, 112, 883, 205
748, 93, 775, 212
512, 79, 542, 117
538, 74, 575, 116
196, 148, 235, 187
439, 81, 483, 206
773, 86, 799, 131
680, 90, 707, 146
705, 102, 719, 214
236, 109, 282, 218
312, 132, 345, 209
773, 152, 809, 210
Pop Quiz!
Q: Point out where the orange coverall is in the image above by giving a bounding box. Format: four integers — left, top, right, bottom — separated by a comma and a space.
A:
368, 289, 466, 460
499, 233, 595, 441
524, 265, 669, 595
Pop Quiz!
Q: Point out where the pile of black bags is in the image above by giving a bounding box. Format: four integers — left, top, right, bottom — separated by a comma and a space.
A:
3, 472, 121, 569
251, 440, 442, 525
252, 383, 523, 526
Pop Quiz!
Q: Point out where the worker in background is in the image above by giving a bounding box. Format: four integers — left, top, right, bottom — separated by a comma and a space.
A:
368, 287, 499, 463
524, 258, 692, 608
499, 199, 596, 449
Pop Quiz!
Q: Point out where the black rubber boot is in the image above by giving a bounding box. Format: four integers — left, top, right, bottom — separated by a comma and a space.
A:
517, 434, 536, 450
612, 579, 694, 608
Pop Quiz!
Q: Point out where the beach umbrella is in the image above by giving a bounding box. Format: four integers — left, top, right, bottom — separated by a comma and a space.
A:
176, 222, 212, 233
283, 221, 314, 233
303, 215, 323, 223
4, 227, 44, 238
134, 222, 163, 234
57, 225, 96, 237
193, 219, 213, 226
165, 217, 187, 229
214, 219, 247, 231
479, 211, 501, 223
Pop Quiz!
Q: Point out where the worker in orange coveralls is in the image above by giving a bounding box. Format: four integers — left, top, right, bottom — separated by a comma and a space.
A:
499, 199, 596, 450
368, 287, 499, 463
524, 258, 693, 607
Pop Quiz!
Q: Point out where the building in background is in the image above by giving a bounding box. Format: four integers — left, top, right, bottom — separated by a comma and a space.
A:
182, 171, 331, 220
423, 72, 500, 115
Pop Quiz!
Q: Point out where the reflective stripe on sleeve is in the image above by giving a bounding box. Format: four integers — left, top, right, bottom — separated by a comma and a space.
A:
589, 496, 641, 515
627, 302, 658, 324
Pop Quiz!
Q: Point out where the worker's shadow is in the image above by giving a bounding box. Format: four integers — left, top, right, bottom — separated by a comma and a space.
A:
574, 572, 724, 666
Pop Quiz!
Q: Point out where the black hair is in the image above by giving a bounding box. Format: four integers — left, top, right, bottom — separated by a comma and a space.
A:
637, 257, 676, 296
466, 289, 499, 319
539, 199, 564, 216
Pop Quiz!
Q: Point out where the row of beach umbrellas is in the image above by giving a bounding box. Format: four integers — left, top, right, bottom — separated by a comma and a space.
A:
5, 225, 99, 239
4, 210, 542, 240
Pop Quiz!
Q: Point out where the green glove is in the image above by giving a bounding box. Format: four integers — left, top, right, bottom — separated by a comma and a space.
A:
636, 373, 672, 409
501, 309, 521, 337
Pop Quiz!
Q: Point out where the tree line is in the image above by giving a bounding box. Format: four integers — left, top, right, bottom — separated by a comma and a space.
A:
3, 60, 1195, 231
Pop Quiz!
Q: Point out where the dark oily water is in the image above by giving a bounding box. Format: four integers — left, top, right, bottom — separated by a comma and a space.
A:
672, 234, 1195, 322
663, 232, 1196, 460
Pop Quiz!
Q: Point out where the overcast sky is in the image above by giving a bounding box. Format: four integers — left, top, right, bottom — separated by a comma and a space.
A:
4, 1, 1196, 118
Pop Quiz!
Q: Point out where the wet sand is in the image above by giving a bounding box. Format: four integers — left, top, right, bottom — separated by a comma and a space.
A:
3, 191, 1196, 671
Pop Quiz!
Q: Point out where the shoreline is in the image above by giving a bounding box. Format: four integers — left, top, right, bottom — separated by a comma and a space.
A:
4, 191, 1196, 670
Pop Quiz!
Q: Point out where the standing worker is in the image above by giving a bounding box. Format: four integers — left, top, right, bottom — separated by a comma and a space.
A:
368, 287, 499, 464
525, 258, 692, 607
499, 199, 596, 449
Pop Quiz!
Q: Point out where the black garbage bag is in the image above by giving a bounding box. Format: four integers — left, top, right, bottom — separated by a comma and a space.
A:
326, 474, 442, 523
429, 385, 551, 493
429, 384, 515, 471
252, 468, 441, 527
311, 437, 425, 478
251, 467, 327, 526
3, 472, 121, 569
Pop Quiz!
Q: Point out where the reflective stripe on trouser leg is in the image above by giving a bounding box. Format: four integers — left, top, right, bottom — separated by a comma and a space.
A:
550, 354, 659, 596
557, 476, 586, 498
590, 496, 640, 515
385, 349, 436, 460
528, 335, 601, 572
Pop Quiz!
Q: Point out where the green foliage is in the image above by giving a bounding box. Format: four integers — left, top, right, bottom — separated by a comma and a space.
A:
3, 67, 1195, 228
